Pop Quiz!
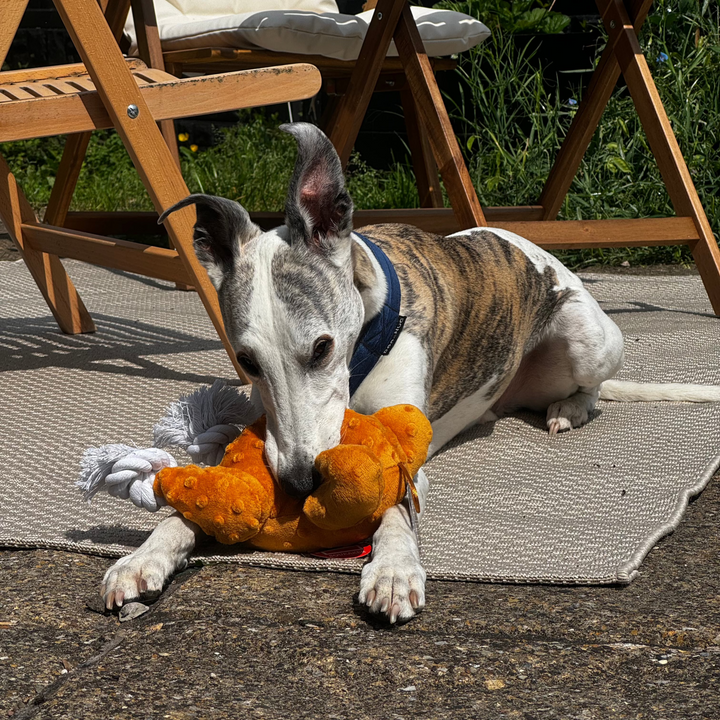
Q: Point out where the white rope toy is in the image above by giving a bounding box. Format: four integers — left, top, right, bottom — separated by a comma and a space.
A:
77, 380, 259, 513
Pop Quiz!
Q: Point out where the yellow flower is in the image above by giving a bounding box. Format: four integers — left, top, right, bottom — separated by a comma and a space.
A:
190, 144, 198, 152
178, 133, 189, 142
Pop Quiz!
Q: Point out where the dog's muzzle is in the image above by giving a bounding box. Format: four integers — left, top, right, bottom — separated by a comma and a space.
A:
278, 458, 323, 499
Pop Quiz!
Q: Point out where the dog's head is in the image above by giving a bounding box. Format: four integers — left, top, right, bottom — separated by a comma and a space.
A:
161, 124, 369, 498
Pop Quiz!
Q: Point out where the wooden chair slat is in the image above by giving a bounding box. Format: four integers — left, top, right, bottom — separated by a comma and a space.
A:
0, 64, 321, 142
0, 58, 147, 84
0, 85, 36, 100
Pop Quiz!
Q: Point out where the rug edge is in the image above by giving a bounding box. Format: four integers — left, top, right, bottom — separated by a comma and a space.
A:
614, 451, 720, 583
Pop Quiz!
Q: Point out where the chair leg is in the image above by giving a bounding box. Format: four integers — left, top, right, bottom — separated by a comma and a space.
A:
44, 132, 92, 227
157, 116, 188, 289
608, 7, 720, 314
540, 0, 654, 220
44, 0, 137, 228
54, 0, 247, 380
401, 85, 443, 208
0, 154, 96, 334
538, 45, 622, 221
0, 0, 28, 66
159, 118, 181, 168
160, 66, 182, 169
327, 0, 406, 167
131, 0, 182, 169
393, 3, 485, 229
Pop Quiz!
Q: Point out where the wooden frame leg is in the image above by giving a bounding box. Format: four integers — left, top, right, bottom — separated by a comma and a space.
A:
0, 153, 96, 333
0, 0, 28, 67
327, 0, 405, 168
53, 0, 247, 379
132, 0, 180, 167
1, 1, 95, 333
328, 0, 484, 229
159, 119, 181, 168
539, 0, 654, 220
394, 3, 485, 228
400, 85, 443, 208
44, 132, 91, 226
44, 0, 136, 228
603, 0, 720, 314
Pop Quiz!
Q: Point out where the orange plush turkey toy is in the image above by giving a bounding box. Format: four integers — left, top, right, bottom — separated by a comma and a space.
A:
152, 405, 432, 552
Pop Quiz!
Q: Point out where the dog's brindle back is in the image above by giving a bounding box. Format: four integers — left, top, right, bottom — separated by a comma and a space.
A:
359, 224, 568, 422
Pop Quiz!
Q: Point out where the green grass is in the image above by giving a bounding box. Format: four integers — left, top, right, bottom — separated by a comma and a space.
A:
0, 118, 420, 216
442, 0, 720, 267
1, 0, 718, 268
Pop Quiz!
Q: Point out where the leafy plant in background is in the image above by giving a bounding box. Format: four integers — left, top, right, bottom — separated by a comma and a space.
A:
1, 0, 718, 268
0, 115, 419, 218
437, 0, 571, 35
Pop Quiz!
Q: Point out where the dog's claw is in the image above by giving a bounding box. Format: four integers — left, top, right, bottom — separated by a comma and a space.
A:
101, 551, 171, 610
389, 604, 401, 624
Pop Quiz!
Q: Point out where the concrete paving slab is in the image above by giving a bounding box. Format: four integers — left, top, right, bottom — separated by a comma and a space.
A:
2, 476, 719, 719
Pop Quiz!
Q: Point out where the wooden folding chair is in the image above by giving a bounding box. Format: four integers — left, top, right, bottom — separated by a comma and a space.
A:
133, 0, 720, 316
0, 0, 321, 378
54, 2, 519, 238
324, 0, 720, 313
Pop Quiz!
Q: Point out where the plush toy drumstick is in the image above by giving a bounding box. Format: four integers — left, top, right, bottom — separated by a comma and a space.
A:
153, 404, 431, 552
78, 383, 432, 553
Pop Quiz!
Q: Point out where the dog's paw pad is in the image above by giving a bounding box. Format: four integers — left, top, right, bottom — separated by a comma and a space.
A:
546, 399, 588, 435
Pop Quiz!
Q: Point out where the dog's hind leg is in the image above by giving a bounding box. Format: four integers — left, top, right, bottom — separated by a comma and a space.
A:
101, 513, 205, 609
545, 290, 624, 433
496, 288, 624, 434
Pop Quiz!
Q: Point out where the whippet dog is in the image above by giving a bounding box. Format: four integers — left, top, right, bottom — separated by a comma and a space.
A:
101, 123, 719, 623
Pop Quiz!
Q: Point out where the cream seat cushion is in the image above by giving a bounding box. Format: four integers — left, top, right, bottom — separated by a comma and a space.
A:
125, 1, 490, 61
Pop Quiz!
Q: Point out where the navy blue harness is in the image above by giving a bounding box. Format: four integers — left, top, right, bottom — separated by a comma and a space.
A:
349, 233, 406, 397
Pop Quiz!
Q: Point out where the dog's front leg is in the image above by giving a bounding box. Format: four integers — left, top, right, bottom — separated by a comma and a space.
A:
101, 513, 204, 609
358, 467, 429, 624
352, 333, 432, 623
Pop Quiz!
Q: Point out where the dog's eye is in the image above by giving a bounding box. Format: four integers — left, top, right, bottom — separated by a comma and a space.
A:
237, 354, 260, 377
310, 336, 334, 367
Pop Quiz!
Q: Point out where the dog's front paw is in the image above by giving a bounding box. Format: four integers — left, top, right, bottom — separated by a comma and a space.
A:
359, 554, 426, 624
101, 549, 183, 610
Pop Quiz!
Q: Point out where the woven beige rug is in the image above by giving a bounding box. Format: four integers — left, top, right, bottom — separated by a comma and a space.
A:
1, 259, 719, 584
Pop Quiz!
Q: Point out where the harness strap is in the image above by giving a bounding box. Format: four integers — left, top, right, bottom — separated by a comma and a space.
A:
349, 233, 405, 397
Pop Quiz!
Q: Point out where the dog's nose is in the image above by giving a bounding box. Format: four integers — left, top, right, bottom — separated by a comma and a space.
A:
278, 462, 317, 499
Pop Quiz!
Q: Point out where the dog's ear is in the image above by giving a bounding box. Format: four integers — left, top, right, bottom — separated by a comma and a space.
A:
281, 123, 353, 261
159, 194, 260, 288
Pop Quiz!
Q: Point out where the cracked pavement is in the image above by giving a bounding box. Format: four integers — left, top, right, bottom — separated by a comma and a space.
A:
2, 476, 719, 719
